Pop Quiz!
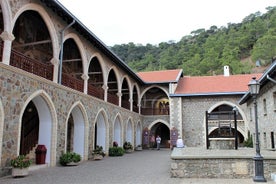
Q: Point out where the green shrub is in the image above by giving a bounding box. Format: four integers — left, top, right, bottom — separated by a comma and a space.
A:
92, 145, 105, 157
243, 131, 253, 148
59, 152, 81, 166
10, 155, 32, 168
123, 142, 133, 150
109, 147, 124, 156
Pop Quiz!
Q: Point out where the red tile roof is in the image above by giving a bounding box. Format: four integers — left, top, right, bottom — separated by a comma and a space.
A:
174, 74, 263, 95
137, 69, 182, 83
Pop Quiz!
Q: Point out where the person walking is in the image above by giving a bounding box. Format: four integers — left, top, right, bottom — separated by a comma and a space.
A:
156, 135, 161, 150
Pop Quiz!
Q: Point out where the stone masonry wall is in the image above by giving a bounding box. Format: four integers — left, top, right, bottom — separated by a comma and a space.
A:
246, 81, 276, 149
181, 96, 245, 147
0, 64, 142, 176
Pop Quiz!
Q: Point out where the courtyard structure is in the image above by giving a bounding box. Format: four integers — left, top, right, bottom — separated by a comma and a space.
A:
0, 0, 276, 180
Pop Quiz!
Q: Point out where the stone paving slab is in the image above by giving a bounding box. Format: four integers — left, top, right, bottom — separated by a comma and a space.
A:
0, 148, 275, 184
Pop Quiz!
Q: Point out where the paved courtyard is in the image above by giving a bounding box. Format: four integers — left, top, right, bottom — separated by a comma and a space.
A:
0, 148, 275, 184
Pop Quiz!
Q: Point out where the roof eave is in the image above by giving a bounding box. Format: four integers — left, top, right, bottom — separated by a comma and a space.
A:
170, 91, 246, 97
239, 61, 276, 105
44, 0, 145, 85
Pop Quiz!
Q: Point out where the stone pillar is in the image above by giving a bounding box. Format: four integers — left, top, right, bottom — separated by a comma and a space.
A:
50, 57, 59, 83
138, 103, 141, 114
117, 92, 122, 107
0, 31, 15, 65
129, 98, 133, 111
81, 74, 89, 94
170, 97, 183, 137
102, 84, 108, 102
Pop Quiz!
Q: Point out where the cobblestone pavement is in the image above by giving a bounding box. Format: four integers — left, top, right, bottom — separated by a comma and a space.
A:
0, 149, 275, 184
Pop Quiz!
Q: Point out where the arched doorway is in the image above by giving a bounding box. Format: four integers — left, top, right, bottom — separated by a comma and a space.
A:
126, 120, 133, 144
94, 112, 107, 152
66, 105, 85, 159
20, 94, 54, 164
150, 122, 170, 148
113, 116, 122, 147
135, 121, 142, 147
20, 101, 39, 155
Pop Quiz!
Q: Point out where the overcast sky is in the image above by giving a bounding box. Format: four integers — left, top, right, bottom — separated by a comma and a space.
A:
58, 0, 276, 46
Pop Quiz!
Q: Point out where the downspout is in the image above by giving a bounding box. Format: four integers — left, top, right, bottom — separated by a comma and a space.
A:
267, 74, 276, 84
58, 20, 75, 84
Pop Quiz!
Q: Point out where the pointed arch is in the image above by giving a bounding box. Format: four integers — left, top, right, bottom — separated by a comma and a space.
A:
148, 119, 170, 148
1, 0, 12, 33
89, 53, 107, 83
126, 118, 134, 144
18, 90, 57, 166
135, 121, 142, 147
140, 86, 169, 115
64, 33, 88, 72
87, 54, 105, 100
121, 76, 131, 110
12, 3, 59, 60
65, 101, 89, 160
132, 84, 140, 113
113, 113, 123, 147
207, 101, 247, 138
94, 108, 109, 151
107, 67, 120, 105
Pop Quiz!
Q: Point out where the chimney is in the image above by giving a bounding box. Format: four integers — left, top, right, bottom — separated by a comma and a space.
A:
224, 65, 230, 77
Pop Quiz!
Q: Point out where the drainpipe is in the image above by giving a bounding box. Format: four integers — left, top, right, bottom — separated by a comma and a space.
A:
58, 20, 75, 84
267, 74, 276, 84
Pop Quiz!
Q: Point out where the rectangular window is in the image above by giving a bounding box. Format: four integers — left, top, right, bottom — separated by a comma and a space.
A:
271, 132, 275, 149
263, 132, 267, 149
263, 99, 267, 116
273, 92, 276, 111
249, 107, 252, 121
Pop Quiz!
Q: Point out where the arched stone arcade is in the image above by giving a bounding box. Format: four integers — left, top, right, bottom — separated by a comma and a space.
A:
18, 90, 57, 166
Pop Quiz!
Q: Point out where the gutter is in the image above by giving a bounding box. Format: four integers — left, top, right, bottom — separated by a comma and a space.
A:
267, 74, 276, 84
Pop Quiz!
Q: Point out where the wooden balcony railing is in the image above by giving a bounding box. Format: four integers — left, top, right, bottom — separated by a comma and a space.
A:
0, 42, 3, 61
122, 100, 130, 110
107, 93, 118, 105
88, 84, 104, 100
133, 106, 139, 113
62, 74, 84, 92
141, 107, 170, 115
10, 49, 53, 80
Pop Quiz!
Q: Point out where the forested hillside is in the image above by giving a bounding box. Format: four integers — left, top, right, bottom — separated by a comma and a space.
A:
110, 6, 276, 76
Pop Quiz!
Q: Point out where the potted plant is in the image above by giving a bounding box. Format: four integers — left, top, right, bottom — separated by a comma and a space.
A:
59, 152, 81, 166
10, 155, 32, 177
135, 144, 143, 151
109, 147, 124, 156
92, 145, 105, 160
123, 141, 133, 153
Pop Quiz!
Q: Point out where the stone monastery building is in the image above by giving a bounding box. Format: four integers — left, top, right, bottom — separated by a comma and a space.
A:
0, 0, 275, 177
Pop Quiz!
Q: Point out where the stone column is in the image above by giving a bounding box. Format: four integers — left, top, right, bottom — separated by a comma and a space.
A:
137, 103, 141, 114
117, 92, 122, 107
50, 57, 59, 83
0, 31, 15, 65
102, 84, 108, 102
82, 74, 89, 94
129, 98, 133, 111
